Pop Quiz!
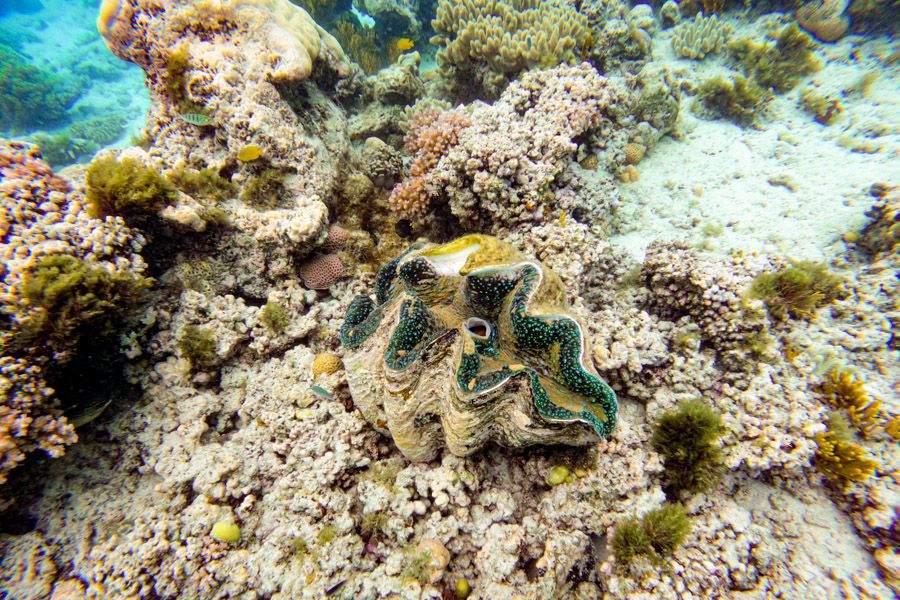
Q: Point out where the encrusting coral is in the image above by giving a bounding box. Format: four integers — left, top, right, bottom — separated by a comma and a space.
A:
339, 234, 618, 461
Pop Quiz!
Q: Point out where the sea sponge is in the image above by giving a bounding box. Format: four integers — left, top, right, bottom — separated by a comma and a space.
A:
312, 353, 342, 377
339, 234, 618, 461
651, 399, 724, 496
85, 155, 178, 224
671, 13, 731, 59
299, 253, 345, 289
612, 503, 691, 568
748, 260, 845, 320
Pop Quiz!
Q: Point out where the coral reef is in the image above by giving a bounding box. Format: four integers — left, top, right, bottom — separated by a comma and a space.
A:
853, 184, 898, 260
389, 63, 625, 232
0, 43, 82, 131
672, 13, 731, 59
0, 141, 148, 484
430, 0, 590, 100
340, 235, 618, 461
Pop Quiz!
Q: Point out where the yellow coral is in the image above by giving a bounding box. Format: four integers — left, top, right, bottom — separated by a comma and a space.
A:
814, 429, 877, 485
312, 353, 342, 377
819, 369, 881, 435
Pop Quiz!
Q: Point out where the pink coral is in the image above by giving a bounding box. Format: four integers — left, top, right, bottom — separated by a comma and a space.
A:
388, 63, 626, 229
322, 224, 349, 252
389, 108, 472, 218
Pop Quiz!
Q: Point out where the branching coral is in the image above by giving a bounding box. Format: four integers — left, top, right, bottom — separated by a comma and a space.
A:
612, 503, 691, 568
748, 260, 845, 320
340, 235, 618, 461
672, 13, 731, 59
387, 63, 624, 231
651, 400, 725, 496
430, 0, 590, 98
86, 155, 178, 224
388, 107, 472, 218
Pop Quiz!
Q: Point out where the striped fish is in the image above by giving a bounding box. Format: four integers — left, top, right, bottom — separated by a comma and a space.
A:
178, 112, 215, 126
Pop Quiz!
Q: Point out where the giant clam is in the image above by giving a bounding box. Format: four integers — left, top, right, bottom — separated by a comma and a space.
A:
339, 235, 618, 461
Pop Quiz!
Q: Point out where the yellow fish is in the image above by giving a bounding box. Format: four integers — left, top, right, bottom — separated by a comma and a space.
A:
393, 37, 415, 52
236, 144, 263, 162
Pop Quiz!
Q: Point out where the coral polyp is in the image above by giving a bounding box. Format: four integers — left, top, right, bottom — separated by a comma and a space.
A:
340, 235, 618, 461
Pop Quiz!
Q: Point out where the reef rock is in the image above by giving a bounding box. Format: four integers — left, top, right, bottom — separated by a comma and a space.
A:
340, 235, 618, 461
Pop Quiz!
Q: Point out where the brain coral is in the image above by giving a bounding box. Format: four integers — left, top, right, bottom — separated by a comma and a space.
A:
339, 235, 618, 461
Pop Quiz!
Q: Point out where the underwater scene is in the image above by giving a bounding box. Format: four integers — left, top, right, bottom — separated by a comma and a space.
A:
0, 0, 898, 598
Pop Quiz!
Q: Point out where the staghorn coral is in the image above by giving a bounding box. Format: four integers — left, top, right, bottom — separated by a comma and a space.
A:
339, 234, 618, 462
430, 0, 590, 99
388, 63, 625, 231
0, 141, 148, 484
671, 13, 731, 60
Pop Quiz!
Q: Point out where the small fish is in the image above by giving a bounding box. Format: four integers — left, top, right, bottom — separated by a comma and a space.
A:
236, 144, 262, 162
393, 37, 415, 52
178, 112, 215, 126
310, 385, 334, 399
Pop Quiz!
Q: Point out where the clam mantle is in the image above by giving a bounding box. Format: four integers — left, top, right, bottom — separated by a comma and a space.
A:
340, 235, 618, 461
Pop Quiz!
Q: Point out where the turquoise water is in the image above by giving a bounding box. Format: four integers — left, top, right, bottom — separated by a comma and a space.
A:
0, 1, 898, 599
